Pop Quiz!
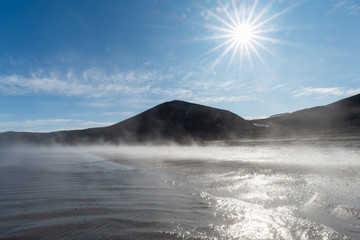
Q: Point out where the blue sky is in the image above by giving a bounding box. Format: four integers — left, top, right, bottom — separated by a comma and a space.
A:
1, 0, 359, 132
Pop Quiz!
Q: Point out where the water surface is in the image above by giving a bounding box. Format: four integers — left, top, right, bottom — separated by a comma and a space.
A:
0, 141, 359, 239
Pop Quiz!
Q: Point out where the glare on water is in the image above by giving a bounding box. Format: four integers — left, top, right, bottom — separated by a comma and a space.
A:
0, 142, 359, 239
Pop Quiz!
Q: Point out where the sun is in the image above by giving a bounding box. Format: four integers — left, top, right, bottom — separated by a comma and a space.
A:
232, 24, 254, 44
204, 0, 293, 70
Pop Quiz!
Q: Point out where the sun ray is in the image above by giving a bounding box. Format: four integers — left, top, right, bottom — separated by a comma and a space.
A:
217, 0, 238, 28
239, 42, 244, 68
251, 35, 298, 47
246, 0, 258, 26
200, 38, 235, 58
248, 41, 272, 72
251, 28, 284, 34
229, 42, 240, 65
251, 4, 298, 30
212, 40, 239, 68
249, 38, 283, 61
244, 43, 254, 71
226, 41, 240, 71
207, 10, 236, 31
248, 41, 264, 63
232, 0, 241, 26
241, 0, 246, 26
204, 24, 235, 34
202, 0, 295, 71
200, 34, 235, 41
207, 38, 234, 52
248, 1, 273, 28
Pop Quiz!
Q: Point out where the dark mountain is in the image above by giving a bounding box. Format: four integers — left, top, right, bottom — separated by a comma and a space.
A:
1, 94, 359, 145
0, 100, 256, 145
251, 93, 360, 137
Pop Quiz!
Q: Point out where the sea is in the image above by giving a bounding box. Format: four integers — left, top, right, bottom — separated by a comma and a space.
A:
0, 140, 360, 240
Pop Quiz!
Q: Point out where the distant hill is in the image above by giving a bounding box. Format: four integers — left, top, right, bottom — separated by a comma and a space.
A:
0, 94, 359, 145
251, 93, 360, 137
0, 100, 256, 145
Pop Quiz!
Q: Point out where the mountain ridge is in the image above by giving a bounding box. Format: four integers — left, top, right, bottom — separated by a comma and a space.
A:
251, 93, 360, 137
1, 94, 359, 145
0, 100, 256, 145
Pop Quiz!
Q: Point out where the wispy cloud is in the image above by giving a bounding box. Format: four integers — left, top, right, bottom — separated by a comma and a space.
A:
0, 118, 116, 132
153, 88, 194, 100
102, 111, 136, 116
293, 87, 360, 98
193, 95, 255, 104
78, 102, 113, 108
346, 88, 360, 95
0, 68, 161, 98
0, 63, 264, 107
152, 85, 256, 105
332, 0, 360, 15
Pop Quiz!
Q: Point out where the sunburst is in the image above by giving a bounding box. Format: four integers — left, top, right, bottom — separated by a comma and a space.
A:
204, 0, 293, 70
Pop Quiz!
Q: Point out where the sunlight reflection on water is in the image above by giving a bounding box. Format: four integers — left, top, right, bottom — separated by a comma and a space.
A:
0, 141, 359, 239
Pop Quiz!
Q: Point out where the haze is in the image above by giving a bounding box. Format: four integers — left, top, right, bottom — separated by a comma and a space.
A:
1, 143, 359, 239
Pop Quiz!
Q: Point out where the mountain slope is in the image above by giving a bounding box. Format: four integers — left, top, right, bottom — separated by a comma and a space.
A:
1, 94, 359, 145
0, 100, 256, 145
106, 100, 256, 142
251, 93, 360, 137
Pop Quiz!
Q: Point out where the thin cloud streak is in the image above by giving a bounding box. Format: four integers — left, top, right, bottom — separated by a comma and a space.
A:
333, 0, 360, 15
194, 95, 255, 104
293, 87, 360, 98
0, 118, 116, 133
0, 68, 161, 97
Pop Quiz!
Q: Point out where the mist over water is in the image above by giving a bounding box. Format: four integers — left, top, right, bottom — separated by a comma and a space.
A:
0, 141, 360, 239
